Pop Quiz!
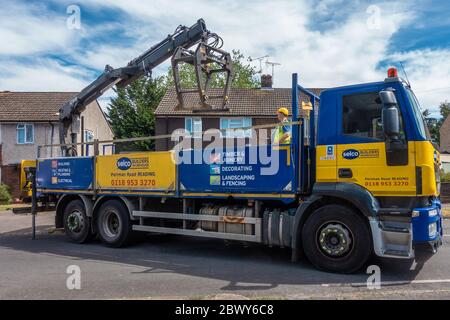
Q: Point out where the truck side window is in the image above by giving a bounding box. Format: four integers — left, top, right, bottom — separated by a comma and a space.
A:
342, 92, 404, 141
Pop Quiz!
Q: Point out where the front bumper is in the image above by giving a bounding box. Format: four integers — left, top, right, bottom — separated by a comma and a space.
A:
370, 199, 443, 259
412, 200, 443, 252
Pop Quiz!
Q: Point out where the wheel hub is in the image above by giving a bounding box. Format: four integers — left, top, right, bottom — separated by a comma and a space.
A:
103, 211, 121, 238
318, 223, 352, 257
67, 210, 84, 233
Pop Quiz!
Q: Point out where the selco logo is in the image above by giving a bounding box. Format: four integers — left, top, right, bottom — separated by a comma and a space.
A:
342, 149, 360, 160
117, 157, 132, 170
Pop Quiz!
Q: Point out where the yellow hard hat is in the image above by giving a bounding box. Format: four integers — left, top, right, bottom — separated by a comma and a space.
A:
277, 107, 289, 116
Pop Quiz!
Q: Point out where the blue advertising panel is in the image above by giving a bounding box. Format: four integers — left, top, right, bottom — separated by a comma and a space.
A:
36, 157, 94, 190
178, 145, 296, 194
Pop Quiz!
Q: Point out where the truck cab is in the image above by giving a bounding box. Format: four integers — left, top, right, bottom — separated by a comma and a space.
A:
313, 68, 442, 260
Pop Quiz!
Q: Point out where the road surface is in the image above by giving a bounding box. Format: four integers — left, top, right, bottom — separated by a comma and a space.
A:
0, 210, 449, 299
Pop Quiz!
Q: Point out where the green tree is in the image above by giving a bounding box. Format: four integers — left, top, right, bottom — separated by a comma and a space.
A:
166, 49, 260, 89
423, 101, 450, 145
107, 76, 167, 151
229, 50, 261, 88
428, 120, 440, 144
0, 184, 11, 205
439, 100, 450, 120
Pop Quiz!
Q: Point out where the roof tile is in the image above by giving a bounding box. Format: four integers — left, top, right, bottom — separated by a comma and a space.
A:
155, 87, 324, 116
0, 92, 77, 122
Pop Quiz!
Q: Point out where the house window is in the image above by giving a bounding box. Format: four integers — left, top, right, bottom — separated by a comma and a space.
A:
220, 118, 252, 138
185, 117, 202, 138
17, 124, 34, 144
84, 130, 94, 142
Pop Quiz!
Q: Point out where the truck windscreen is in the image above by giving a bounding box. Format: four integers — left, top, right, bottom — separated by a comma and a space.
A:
406, 88, 431, 140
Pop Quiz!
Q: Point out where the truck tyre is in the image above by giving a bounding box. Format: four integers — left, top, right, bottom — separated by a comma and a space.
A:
96, 200, 131, 248
63, 199, 94, 244
301, 204, 371, 273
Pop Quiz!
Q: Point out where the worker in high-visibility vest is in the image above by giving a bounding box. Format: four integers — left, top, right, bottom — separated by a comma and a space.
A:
273, 107, 291, 144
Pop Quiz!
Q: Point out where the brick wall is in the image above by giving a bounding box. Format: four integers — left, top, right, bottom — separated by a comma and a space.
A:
1, 163, 21, 200
155, 116, 278, 151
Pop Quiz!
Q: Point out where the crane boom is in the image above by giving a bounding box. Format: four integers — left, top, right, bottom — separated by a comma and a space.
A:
59, 18, 232, 156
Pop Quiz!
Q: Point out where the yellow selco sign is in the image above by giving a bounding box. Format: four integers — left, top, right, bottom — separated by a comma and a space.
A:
316, 141, 439, 197
95, 151, 176, 191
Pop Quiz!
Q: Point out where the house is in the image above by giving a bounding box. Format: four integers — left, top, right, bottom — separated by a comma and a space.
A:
0, 91, 114, 199
440, 114, 450, 154
155, 78, 323, 151
441, 154, 450, 173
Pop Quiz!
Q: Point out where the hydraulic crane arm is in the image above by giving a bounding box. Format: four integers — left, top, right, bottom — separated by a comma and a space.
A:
59, 19, 232, 156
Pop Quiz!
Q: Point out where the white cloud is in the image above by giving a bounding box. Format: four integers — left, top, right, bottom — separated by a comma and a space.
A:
0, 59, 90, 92
388, 49, 450, 116
73, 45, 142, 71
76, 0, 414, 88
0, 2, 80, 56
1, 0, 449, 117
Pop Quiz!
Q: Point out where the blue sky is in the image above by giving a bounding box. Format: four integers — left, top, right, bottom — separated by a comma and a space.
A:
0, 0, 449, 117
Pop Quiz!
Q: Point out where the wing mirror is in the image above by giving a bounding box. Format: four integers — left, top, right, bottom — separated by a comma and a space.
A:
379, 89, 400, 139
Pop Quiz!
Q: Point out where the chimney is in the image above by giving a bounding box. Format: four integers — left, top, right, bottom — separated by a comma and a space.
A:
261, 74, 273, 89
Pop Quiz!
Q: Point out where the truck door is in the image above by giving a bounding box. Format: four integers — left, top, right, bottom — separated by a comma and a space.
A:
336, 88, 417, 197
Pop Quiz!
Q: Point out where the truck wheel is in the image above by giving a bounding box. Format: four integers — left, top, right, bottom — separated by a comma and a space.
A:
301, 204, 371, 273
96, 200, 131, 248
63, 200, 93, 243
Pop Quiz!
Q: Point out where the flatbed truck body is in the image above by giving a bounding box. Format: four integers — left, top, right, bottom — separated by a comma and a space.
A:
31, 72, 443, 273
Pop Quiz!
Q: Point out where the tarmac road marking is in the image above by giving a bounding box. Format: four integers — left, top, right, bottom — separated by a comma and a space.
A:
321, 279, 450, 287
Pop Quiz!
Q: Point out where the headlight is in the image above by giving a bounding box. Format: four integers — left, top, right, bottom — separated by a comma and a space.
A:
429, 222, 437, 238
429, 209, 438, 217
412, 210, 420, 218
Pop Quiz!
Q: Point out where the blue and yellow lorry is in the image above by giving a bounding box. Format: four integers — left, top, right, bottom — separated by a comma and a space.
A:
27, 19, 442, 273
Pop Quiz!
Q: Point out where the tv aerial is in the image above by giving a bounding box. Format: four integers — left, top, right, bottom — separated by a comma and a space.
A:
266, 60, 281, 83
249, 54, 269, 74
